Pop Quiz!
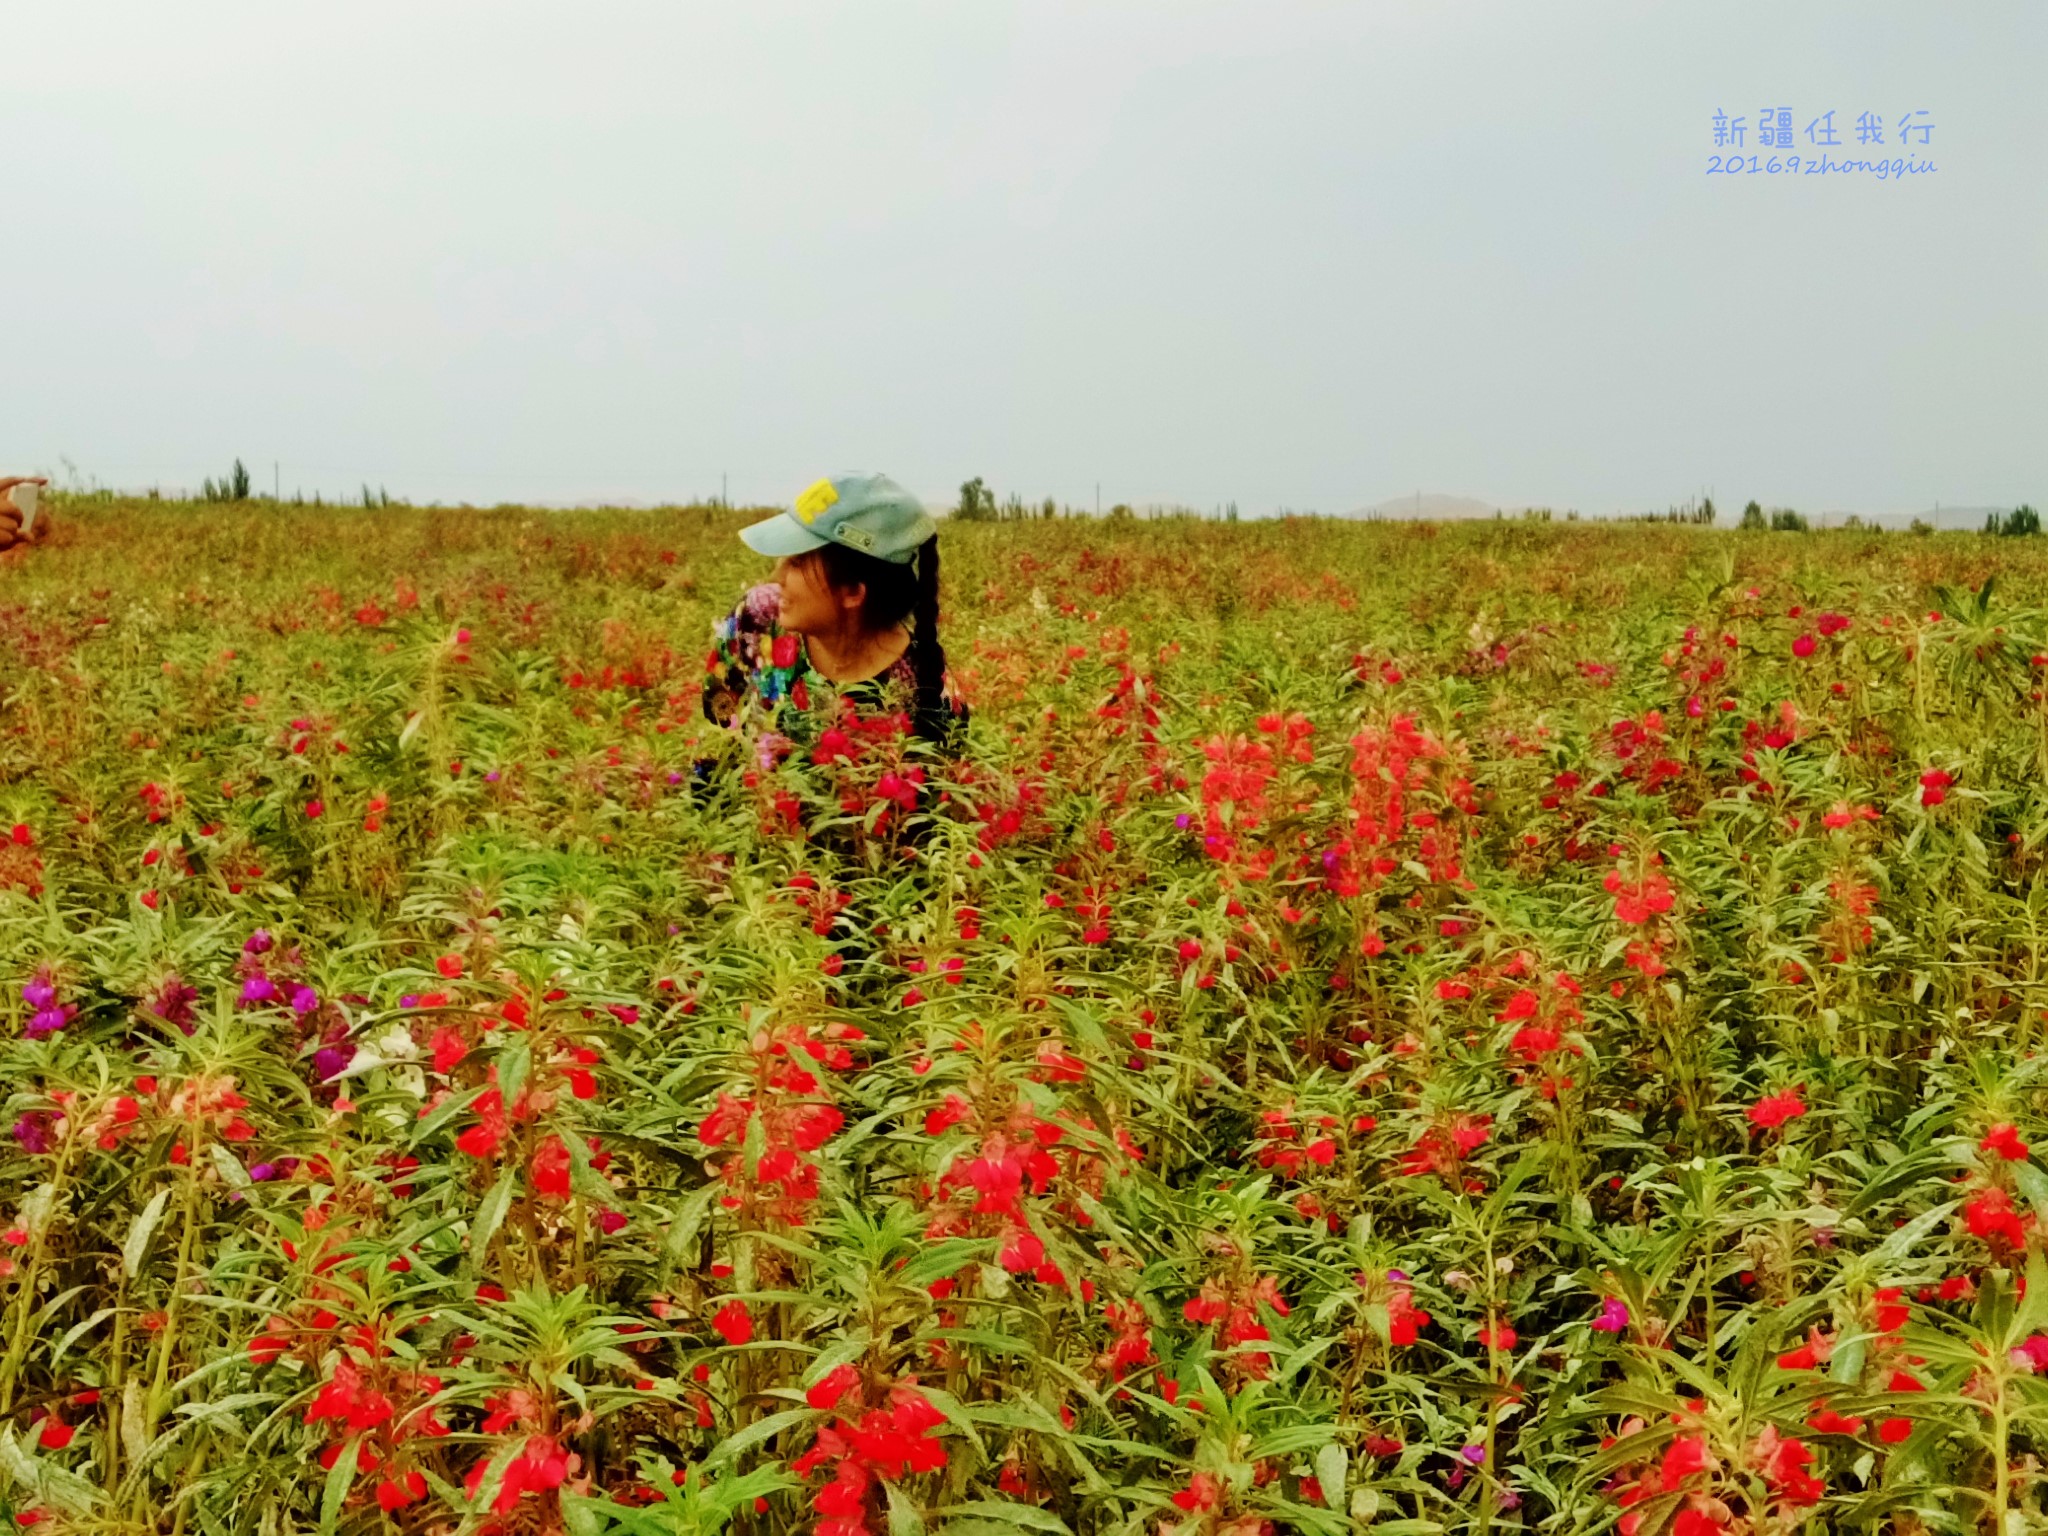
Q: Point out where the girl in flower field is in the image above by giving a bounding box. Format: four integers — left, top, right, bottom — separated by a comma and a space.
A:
692, 475, 970, 856
697, 471, 971, 774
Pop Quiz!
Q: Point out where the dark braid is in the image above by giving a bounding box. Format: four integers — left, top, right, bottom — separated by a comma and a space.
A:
908, 535, 947, 746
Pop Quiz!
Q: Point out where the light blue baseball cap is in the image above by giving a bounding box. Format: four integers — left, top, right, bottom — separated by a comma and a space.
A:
738, 472, 937, 565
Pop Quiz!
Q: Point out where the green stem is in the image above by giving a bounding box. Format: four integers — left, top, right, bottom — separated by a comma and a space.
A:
1992, 1378, 2009, 1534
144, 1158, 203, 1427
0, 1139, 83, 1413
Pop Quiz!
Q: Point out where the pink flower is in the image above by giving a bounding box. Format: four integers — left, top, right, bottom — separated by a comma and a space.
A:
1591, 1296, 1630, 1332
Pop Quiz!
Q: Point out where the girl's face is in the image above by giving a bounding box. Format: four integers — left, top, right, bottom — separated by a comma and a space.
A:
770, 553, 860, 637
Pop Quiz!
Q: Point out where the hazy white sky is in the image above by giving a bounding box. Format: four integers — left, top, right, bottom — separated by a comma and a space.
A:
6, 1, 2042, 516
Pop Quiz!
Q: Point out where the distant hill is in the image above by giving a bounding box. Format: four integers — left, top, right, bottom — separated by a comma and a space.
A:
1335, 495, 2035, 530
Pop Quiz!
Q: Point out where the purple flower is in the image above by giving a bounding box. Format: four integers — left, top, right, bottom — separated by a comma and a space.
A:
311, 1043, 353, 1082
149, 976, 199, 1034
484, 770, 501, 783
1460, 1444, 1487, 1466
248, 1163, 277, 1182
12, 1114, 52, 1155
22, 975, 56, 1010
239, 975, 278, 1006
243, 929, 274, 956
27, 1006, 70, 1039
1387, 1269, 1410, 1283
1175, 813, 1192, 830
399, 993, 420, 1010
1591, 1297, 1630, 1333
288, 985, 320, 1016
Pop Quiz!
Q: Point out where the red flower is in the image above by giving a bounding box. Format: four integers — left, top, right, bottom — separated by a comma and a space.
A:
1807, 1407, 1865, 1435
1660, 1434, 1714, 1484
455, 1090, 507, 1158
530, 1135, 571, 1200
1981, 1123, 2030, 1161
924, 1095, 972, 1137
712, 1300, 753, 1347
376, 1471, 427, 1511
999, 1230, 1045, 1273
1171, 1471, 1222, 1513
1748, 1086, 1806, 1131
1966, 1186, 2032, 1248
807, 1364, 860, 1412
436, 954, 464, 979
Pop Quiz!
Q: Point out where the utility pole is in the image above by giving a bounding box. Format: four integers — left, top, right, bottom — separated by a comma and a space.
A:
273, 461, 279, 501
722, 472, 728, 509
1095, 482, 1100, 517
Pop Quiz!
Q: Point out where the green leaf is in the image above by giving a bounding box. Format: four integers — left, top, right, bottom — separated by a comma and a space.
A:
933, 1502, 1073, 1534
319, 1435, 360, 1536
1873, 1200, 1957, 1262
209, 1143, 252, 1189
467, 1169, 518, 1273
2016, 1240, 2048, 1342
704, 1408, 810, 1467
122, 1187, 172, 1279
1315, 1443, 1348, 1504
901, 1238, 991, 1288
887, 1482, 927, 1536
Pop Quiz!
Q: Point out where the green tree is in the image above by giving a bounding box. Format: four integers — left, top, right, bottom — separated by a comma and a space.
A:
198, 458, 252, 503
955, 476, 996, 522
1769, 508, 1808, 532
1739, 500, 1766, 531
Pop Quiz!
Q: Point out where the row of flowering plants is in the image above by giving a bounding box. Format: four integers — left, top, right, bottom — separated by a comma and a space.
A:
6, 502, 2048, 1532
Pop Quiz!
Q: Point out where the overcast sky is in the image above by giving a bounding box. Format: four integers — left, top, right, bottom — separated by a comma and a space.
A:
6, 1, 2042, 517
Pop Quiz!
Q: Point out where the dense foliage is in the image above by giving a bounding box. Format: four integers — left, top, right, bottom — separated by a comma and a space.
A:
6, 502, 2048, 1535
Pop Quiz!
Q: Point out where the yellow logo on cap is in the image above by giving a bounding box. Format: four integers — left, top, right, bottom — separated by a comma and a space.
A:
794, 478, 840, 525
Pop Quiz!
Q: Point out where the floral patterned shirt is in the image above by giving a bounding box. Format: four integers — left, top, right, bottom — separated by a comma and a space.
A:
700, 583, 970, 767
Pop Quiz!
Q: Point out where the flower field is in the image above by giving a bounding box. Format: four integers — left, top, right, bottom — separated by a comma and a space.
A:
9, 501, 2048, 1534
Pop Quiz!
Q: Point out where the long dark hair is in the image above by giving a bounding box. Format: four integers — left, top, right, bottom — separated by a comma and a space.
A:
793, 533, 951, 743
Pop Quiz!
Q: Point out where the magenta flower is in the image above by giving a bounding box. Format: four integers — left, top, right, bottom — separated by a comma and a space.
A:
239, 976, 278, 1007
1591, 1297, 1630, 1332
148, 976, 199, 1034
27, 1005, 73, 1039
